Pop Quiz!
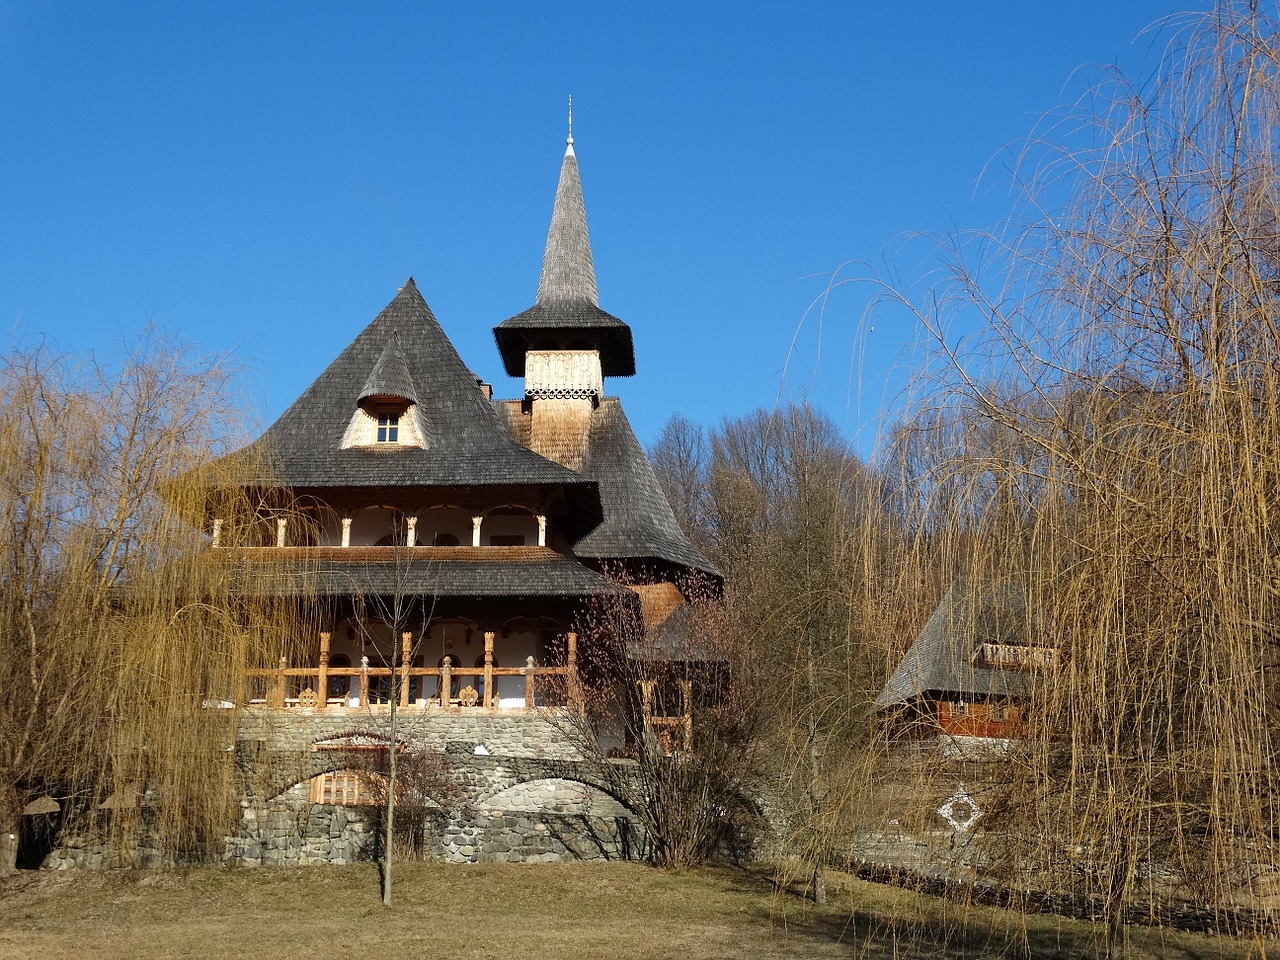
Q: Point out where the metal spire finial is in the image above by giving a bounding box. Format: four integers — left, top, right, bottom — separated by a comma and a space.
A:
567, 95, 574, 146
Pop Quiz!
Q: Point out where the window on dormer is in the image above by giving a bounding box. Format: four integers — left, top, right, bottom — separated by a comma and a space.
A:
376, 413, 400, 444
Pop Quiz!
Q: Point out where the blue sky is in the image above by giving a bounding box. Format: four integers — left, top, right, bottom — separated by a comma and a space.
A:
0, 1, 1203, 453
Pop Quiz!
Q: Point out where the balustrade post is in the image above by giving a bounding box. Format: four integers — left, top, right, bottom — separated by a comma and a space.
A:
400, 631, 413, 707
317, 631, 331, 711
271, 656, 287, 708
483, 632, 496, 707
441, 656, 453, 707
525, 656, 536, 709
566, 631, 581, 711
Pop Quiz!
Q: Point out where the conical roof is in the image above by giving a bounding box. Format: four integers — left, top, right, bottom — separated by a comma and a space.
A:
225, 279, 603, 536
536, 141, 599, 305
495, 140, 635, 378
358, 335, 418, 407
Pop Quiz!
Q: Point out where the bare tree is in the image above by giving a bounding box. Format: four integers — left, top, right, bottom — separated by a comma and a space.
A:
648, 405, 922, 897
568, 581, 766, 869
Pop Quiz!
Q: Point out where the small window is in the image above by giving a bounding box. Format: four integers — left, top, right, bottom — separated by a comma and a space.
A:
309, 769, 377, 805
376, 413, 400, 443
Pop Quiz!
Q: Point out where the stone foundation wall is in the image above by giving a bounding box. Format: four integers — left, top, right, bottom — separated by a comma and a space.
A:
235, 707, 587, 760
46, 708, 647, 869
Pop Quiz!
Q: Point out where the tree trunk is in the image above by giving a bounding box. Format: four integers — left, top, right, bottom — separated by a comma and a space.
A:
804, 629, 827, 905
0, 783, 21, 876
382, 648, 399, 907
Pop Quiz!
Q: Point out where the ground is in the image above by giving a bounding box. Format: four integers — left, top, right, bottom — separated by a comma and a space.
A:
0, 863, 1264, 959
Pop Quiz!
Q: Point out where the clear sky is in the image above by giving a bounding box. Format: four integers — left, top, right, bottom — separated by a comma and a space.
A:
0, 1, 1205, 453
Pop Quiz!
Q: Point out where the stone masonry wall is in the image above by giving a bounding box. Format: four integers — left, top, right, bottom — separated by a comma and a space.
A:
47, 707, 647, 869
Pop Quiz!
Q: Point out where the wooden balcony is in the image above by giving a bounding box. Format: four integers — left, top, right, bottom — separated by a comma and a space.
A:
242, 632, 582, 713
244, 656, 580, 712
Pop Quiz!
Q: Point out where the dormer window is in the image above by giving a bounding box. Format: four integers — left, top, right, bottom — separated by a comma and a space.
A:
345, 336, 425, 449
376, 413, 400, 444
341, 403, 422, 449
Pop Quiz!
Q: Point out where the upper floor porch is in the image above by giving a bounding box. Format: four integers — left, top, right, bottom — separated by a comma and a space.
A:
210, 500, 561, 551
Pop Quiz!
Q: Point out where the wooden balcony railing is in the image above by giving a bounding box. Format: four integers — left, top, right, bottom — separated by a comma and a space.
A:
243, 656, 580, 712
242, 629, 581, 712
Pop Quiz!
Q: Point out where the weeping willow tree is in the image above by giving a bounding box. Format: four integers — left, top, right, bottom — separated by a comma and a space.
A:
0, 336, 306, 874
881, 0, 1280, 947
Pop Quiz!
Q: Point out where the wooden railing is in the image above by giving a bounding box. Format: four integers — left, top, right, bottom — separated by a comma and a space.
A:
243, 629, 581, 712
244, 659, 578, 711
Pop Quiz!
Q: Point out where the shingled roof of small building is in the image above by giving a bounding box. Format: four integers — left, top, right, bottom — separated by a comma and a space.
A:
225, 280, 602, 529
494, 138, 635, 378
496, 397, 720, 582
874, 579, 1037, 710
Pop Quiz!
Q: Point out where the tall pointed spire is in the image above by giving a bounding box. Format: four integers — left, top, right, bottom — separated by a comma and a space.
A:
494, 114, 636, 380
535, 98, 598, 306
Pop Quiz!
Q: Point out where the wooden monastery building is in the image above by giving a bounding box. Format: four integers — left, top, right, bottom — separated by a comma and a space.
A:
36, 132, 722, 871
874, 579, 1054, 753
211, 129, 719, 722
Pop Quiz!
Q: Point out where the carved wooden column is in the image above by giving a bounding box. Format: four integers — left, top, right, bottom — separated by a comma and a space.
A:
211, 518, 223, 548
341, 516, 352, 548
276, 517, 287, 548
537, 515, 547, 546
440, 656, 452, 707
271, 656, 287, 708
471, 515, 483, 547
317, 631, 331, 711
483, 632, 496, 707
405, 515, 418, 547
359, 655, 369, 707
399, 631, 413, 707
525, 656, 536, 709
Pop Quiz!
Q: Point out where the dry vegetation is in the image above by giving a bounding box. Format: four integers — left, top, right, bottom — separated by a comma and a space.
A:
0, 863, 1261, 960
7, 5, 1280, 959
649, 2, 1280, 952
0, 337, 309, 875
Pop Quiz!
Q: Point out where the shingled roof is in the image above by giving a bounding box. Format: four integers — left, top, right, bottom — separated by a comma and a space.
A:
224, 280, 602, 532
496, 397, 720, 582
358, 335, 418, 407
221, 546, 627, 598
874, 579, 1039, 710
494, 140, 635, 378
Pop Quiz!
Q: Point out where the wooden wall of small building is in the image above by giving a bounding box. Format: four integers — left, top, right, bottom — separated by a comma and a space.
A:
935, 700, 1023, 739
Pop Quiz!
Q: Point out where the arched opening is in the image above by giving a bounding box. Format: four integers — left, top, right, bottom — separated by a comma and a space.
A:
482, 505, 539, 547
349, 506, 405, 547
421, 506, 470, 547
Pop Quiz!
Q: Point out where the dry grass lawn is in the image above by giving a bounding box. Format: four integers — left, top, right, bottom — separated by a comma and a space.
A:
0, 863, 1267, 960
